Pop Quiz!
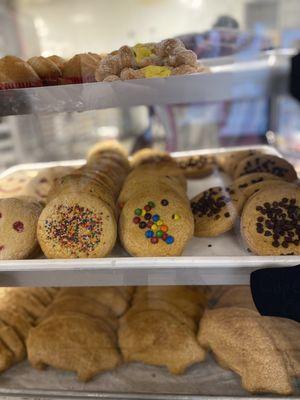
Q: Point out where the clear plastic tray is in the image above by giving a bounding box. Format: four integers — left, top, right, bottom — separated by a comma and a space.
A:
0, 145, 299, 287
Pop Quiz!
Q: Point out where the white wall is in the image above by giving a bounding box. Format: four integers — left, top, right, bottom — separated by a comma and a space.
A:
16, 0, 246, 58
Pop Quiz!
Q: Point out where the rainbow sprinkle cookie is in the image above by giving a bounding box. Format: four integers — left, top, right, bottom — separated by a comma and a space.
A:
37, 193, 116, 258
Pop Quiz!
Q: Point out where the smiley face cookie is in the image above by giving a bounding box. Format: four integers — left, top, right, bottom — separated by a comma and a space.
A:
176, 155, 215, 179
0, 197, 43, 259
25, 167, 73, 202
234, 154, 297, 182
191, 186, 245, 237
119, 190, 194, 256
0, 171, 35, 199
241, 185, 300, 255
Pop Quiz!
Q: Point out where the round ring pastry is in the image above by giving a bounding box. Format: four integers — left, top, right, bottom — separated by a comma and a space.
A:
234, 154, 297, 182
241, 185, 300, 255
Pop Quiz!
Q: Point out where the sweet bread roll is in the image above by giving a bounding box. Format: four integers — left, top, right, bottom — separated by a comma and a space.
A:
119, 309, 205, 374
126, 299, 197, 332
27, 56, 62, 81
47, 55, 66, 69
214, 286, 256, 310
57, 287, 129, 317
27, 313, 121, 382
43, 295, 118, 331
0, 308, 32, 340
0, 320, 25, 362
62, 53, 101, 82
0, 288, 47, 320
198, 307, 299, 395
0, 55, 40, 85
0, 340, 14, 372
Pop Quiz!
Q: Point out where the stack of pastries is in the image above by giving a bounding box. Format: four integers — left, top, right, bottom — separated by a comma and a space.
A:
0, 287, 57, 372
0, 284, 297, 396
37, 140, 130, 259
0, 38, 206, 89
118, 149, 194, 256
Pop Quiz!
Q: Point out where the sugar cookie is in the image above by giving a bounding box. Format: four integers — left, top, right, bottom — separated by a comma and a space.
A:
0, 197, 43, 259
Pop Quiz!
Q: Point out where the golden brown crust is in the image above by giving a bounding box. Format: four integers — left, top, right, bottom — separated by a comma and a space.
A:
0, 55, 40, 83
62, 53, 100, 80
27, 56, 62, 80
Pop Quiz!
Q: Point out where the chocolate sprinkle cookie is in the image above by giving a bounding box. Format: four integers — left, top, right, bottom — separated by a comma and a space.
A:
241, 185, 300, 255
234, 154, 297, 182
190, 186, 245, 237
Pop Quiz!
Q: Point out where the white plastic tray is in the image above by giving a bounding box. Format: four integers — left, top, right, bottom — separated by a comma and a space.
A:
0, 145, 299, 287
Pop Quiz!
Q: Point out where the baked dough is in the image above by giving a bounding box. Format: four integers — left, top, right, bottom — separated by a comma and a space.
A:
27, 313, 121, 382
198, 307, 300, 395
119, 309, 205, 374
56, 287, 129, 317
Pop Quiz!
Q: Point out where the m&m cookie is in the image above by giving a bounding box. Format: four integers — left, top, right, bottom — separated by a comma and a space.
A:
119, 191, 194, 256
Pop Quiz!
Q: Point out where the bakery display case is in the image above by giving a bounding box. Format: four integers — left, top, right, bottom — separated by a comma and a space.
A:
0, 0, 299, 399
